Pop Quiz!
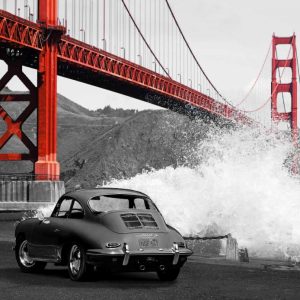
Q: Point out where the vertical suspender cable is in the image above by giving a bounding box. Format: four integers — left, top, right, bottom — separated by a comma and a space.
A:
172, 11, 174, 78
149, 0, 151, 62
134, 0, 136, 63
154, 0, 156, 67
121, 0, 170, 77
158, 0, 161, 73
91, 0, 94, 45
96, 0, 99, 47
72, 0, 75, 37
103, 0, 106, 50
65, 0, 67, 28
123, 1, 125, 56
33, 0, 35, 21
167, 3, 170, 76
162, 1, 165, 72
144, 0, 146, 67
109, 0, 112, 52
128, 0, 131, 61
117, 0, 119, 54
84, 0, 87, 41
139, 0, 141, 60
80, 0, 83, 39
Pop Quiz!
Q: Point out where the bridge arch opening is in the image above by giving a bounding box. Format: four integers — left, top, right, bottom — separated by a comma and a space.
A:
276, 92, 291, 113
276, 67, 292, 84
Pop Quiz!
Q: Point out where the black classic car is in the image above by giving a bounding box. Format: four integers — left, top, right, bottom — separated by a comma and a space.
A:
14, 188, 192, 281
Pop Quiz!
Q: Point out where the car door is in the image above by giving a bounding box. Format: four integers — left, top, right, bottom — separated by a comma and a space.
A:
29, 197, 73, 260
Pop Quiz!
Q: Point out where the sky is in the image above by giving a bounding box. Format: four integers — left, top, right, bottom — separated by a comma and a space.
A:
3, 0, 300, 117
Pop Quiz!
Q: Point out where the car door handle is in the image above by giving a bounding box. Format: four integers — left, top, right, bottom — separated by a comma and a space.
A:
54, 229, 61, 232
42, 219, 50, 224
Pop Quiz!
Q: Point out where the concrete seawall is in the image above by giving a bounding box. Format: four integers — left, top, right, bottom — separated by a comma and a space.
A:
0, 181, 65, 210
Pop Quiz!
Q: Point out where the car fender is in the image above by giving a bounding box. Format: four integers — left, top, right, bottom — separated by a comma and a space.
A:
166, 224, 185, 243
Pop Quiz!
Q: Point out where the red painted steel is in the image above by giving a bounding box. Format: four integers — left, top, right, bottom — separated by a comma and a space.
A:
34, 0, 62, 180
271, 34, 298, 145
0, 8, 255, 180
57, 36, 253, 125
0, 56, 37, 162
0, 9, 42, 50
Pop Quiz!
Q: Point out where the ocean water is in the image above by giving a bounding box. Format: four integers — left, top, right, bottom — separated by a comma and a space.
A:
105, 125, 300, 259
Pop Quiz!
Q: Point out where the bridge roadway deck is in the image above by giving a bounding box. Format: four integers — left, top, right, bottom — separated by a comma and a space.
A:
0, 10, 254, 126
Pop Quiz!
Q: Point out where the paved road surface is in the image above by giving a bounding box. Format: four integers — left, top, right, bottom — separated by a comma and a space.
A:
2, 239, 300, 300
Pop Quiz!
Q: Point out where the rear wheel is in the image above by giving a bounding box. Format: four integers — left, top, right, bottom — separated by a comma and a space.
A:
67, 243, 91, 281
157, 266, 181, 281
15, 238, 47, 273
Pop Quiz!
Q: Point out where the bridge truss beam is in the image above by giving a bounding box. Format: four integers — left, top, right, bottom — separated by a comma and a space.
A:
0, 52, 37, 162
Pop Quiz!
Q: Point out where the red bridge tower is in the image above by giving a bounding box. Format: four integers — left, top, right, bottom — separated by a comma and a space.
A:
0, 0, 62, 180
271, 34, 298, 145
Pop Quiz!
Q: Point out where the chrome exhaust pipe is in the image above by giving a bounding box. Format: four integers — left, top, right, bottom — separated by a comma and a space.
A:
139, 264, 146, 271
159, 265, 165, 271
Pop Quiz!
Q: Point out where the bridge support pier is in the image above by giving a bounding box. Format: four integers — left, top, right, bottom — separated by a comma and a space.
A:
0, 180, 65, 210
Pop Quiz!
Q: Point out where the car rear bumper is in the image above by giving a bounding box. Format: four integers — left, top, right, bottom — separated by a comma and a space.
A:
86, 242, 192, 267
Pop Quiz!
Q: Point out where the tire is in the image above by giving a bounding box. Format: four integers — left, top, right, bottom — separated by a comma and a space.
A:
15, 238, 47, 273
157, 266, 181, 281
67, 243, 90, 281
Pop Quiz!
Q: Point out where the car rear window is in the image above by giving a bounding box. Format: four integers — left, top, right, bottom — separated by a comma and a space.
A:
88, 195, 155, 213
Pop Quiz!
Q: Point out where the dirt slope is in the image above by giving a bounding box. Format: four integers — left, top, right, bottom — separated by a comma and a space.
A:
0, 92, 210, 187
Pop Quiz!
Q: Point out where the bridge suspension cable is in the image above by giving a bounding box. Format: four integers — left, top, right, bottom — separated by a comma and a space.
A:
120, 0, 171, 78
164, 0, 234, 107
234, 42, 272, 108
242, 42, 293, 113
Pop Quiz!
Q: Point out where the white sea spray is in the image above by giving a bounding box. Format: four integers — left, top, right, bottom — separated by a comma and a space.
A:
105, 126, 300, 259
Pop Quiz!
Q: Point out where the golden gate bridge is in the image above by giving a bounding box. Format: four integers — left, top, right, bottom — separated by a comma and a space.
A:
0, 0, 298, 203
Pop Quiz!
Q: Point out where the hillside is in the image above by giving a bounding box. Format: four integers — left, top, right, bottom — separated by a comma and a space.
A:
61, 110, 210, 188
0, 91, 210, 188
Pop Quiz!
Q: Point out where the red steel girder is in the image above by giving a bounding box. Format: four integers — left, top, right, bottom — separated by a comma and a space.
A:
0, 10, 42, 50
0, 58, 37, 162
34, 0, 60, 180
57, 36, 253, 126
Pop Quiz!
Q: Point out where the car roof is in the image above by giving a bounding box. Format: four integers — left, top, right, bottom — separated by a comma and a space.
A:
65, 188, 149, 202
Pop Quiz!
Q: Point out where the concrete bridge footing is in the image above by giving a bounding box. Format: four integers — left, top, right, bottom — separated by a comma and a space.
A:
0, 181, 65, 210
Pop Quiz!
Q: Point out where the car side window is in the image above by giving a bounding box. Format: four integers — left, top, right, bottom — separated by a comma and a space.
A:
54, 198, 73, 218
69, 200, 84, 219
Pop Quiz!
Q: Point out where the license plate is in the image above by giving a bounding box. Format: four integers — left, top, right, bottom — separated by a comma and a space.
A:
139, 238, 159, 248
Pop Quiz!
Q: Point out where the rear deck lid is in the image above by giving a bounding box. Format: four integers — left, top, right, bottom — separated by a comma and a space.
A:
100, 210, 168, 233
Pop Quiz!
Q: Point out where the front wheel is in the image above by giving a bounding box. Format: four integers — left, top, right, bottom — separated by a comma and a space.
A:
67, 243, 91, 281
157, 266, 181, 281
15, 238, 47, 273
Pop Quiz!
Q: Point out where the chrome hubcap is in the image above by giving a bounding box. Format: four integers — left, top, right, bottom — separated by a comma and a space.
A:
19, 240, 35, 267
69, 245, 82, 275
